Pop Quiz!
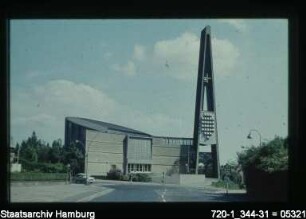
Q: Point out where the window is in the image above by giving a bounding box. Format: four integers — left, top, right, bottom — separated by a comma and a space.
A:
128, 163, 151, 173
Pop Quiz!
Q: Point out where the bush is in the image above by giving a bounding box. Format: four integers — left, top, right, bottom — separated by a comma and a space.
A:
20, 159, 67, 173
120, 175, 130, 181
11, 172, 67, 181
238, 136, 288, 173
220, 162, 244, 188
106, 168, 122, 180
131, 173, 151, 182
238, 136, 288, 201
211, 180, 243, 190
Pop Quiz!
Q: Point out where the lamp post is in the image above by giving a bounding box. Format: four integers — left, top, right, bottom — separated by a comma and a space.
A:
75, 140, 88, 185
187, 145, 190, 174
247, 129, 262, 147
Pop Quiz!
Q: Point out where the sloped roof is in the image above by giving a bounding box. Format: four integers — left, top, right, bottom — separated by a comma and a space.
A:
66, 117, 151, 137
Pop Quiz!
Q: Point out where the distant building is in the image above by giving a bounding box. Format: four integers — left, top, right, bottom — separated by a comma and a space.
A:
10, 147, 21, 172
65, 117, 193, 176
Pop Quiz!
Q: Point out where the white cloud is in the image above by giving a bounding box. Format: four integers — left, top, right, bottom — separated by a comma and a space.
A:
112, 61, 136, 76
151, 32, 240, 81
133, 44, 146, 61
11, 79, 184, 143
32, 80, 117, 118
11, 80, 117, 143
212, 37, 240, 76
153, 32, 199, 81
218, 19, 248, 32
112, 31, 240, 80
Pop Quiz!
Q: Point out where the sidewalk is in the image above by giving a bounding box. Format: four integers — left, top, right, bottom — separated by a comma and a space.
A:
10, 182, 113, 202
202, 184, 247, 194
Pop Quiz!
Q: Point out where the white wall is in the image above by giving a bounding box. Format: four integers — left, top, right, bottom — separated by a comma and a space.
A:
151, 138, 181, 174
11, 163, 22, 172
86, 130, 125, 176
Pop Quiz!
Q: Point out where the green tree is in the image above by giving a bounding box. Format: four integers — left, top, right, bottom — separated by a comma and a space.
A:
49, 139, 64, 163
37, 143, 50, 163
219, 161, 243, 187
237, 136, 288, 201
19, 131, 41, 162
20, 141, 38, 162
18, 131, 54, 164
199, 152, 214, 177
238, 136, 288, 173
63, 142, 85, 175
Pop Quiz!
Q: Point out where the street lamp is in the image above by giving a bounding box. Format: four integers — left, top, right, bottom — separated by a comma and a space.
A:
75, 140, 88, 185
247, 129, 262, 147
187, 145, 190, 174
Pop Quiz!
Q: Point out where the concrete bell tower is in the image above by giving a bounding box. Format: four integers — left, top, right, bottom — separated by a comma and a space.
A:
192, 26, 220, 178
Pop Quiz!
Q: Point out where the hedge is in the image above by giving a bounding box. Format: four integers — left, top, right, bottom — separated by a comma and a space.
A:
212, 180, 242, 190
20, 159, 67, 173
11, 172, 67, 181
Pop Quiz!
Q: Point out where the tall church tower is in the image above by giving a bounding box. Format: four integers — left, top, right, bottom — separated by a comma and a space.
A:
192, 26, 220, 178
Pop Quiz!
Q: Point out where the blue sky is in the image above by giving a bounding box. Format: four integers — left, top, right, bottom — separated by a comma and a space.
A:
10, 19, 288, 164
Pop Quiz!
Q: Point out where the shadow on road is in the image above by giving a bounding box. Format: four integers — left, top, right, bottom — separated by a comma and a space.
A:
213, 193, 250, 202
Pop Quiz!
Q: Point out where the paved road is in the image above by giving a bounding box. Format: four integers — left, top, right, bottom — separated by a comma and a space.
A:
10, 182, 114, 202
10, 180, 248, 202
90, 182, 248, 202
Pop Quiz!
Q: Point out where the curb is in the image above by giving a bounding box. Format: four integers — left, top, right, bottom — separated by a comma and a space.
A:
210, 189, 247, 194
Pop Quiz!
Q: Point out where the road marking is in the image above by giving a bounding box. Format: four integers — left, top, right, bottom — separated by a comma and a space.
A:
77, 188, 114, 202
161, 188, 167, 202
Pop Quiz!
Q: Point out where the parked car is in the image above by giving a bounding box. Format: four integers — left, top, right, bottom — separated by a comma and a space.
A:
73, 173, 95, 184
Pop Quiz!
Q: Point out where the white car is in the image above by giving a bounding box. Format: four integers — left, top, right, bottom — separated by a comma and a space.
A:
73, 173, 95, 184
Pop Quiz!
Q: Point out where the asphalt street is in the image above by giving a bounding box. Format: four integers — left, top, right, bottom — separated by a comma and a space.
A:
90, 182, 248, 202
10, 180, 248, 202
